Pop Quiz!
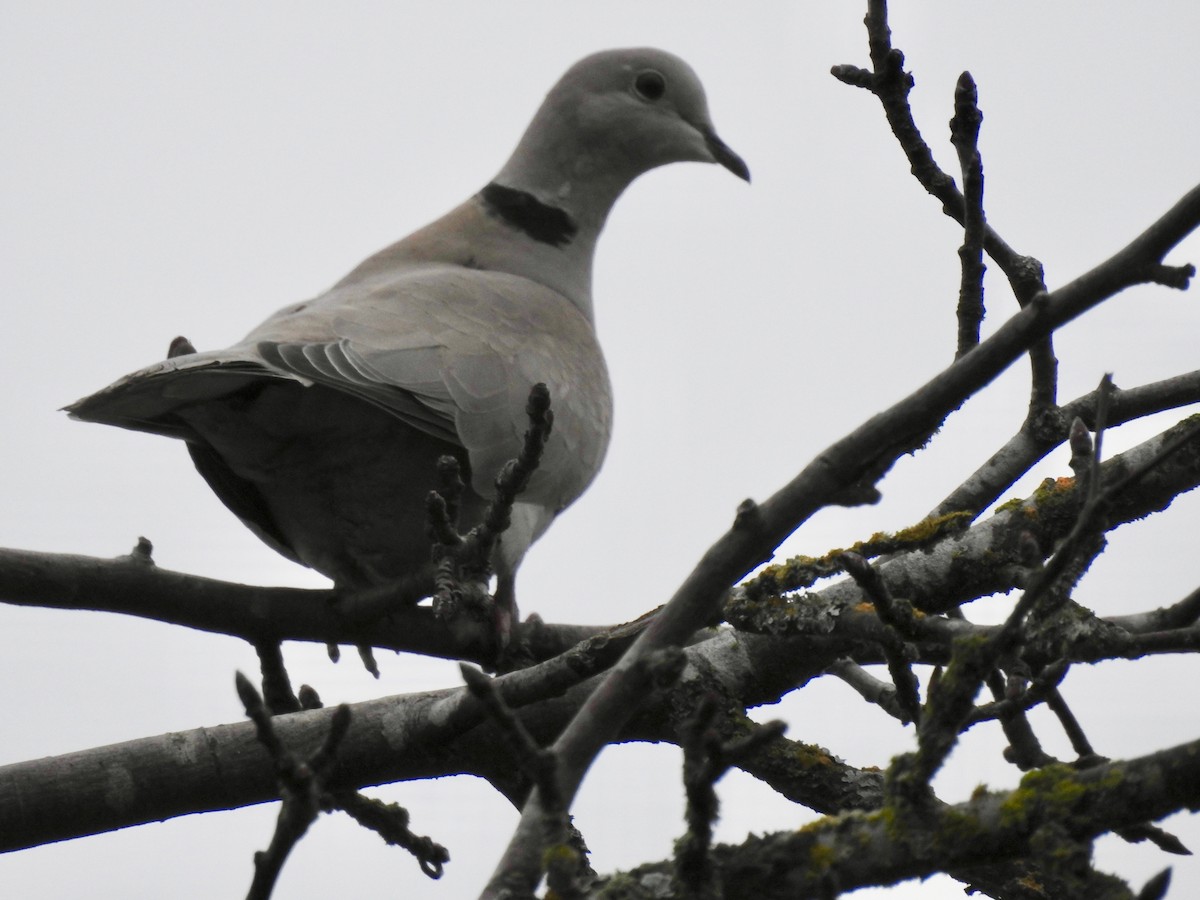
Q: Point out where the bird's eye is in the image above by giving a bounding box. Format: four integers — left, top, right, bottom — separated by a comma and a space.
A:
633, 70, 667, 102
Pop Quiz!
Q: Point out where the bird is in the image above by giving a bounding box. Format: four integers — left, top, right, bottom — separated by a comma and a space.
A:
67, 48, 749, 644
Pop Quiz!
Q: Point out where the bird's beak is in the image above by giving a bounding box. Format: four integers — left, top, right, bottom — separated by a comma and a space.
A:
703, 127, 751, 183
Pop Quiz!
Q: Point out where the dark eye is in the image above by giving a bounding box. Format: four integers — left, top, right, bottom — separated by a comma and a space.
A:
633, 70, 666, 102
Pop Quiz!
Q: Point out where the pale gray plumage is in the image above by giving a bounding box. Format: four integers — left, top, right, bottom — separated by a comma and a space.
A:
68, 48, 748, 616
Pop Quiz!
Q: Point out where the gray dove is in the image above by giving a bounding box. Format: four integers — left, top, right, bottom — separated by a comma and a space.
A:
67, 48, 749, 635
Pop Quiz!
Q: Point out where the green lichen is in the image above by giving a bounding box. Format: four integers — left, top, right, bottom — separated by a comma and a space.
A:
995, 477, 1080, 525
995, 496, 1025, 514
762, 734, 838, 770
807, 841, 836, 870
875, 803, 900, 839
940, 805, 983, 837
1031, 476, 1077, 505
999, 763, 1102, 828
741, 511, 972, 598
542, 842, 581, 870
890, 510, 974, 544
840, 510, 972, 560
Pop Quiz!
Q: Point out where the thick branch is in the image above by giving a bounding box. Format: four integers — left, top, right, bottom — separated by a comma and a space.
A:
0, 547, 601, 664
819, 412, 1200, 617
933, 370, 1200, 519
0, 623, 723, 852
608, 737, 1200, 898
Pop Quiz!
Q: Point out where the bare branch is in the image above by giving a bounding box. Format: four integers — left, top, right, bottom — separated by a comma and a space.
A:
236, 672, 351, 900
838, 552, 922, 723
485, 192, 1200, 886
675, 696, 785, 895
0, 546, 614, 664
950, 71, 987, 359
933, 370, 1200, 519
620, 736, 1200, 897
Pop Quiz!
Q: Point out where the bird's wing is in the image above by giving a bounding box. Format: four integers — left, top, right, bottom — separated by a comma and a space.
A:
68, 263, 612, 509
251, 263, 613, 507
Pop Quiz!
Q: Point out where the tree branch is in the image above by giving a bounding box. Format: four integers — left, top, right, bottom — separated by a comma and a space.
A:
483, 183, 1200, 888
608, 736, 1200, 898
0, 546, 610, 664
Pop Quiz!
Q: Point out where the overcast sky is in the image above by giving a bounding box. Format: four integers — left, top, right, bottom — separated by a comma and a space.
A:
3, 3, 1199, 898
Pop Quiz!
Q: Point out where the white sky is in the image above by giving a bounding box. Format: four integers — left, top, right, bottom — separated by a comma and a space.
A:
2, 3, 1199, 898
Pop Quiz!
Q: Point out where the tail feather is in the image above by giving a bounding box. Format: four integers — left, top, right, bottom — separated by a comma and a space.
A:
64, 349, 294, 439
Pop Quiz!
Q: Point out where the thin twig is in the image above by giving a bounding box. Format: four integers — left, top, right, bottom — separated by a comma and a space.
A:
462, 662, 587, 896
838, 552, 922, 723
676, 696, 785, 896
254, 642, 301, 715
826, 658, 908, 722
474, 383, 554, 566
334, 792, 450, 879
1045, 688, 1095, 759
429, 384, 554, 649
950, 71, 986, 359
834, 0, 1058, 413
236, 672, 351, 900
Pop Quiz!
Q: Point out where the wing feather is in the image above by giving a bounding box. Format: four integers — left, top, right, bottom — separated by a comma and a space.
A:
68, 262, 612, 509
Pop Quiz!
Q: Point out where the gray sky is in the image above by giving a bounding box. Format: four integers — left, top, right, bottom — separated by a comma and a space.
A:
3, 2, 1198, 897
